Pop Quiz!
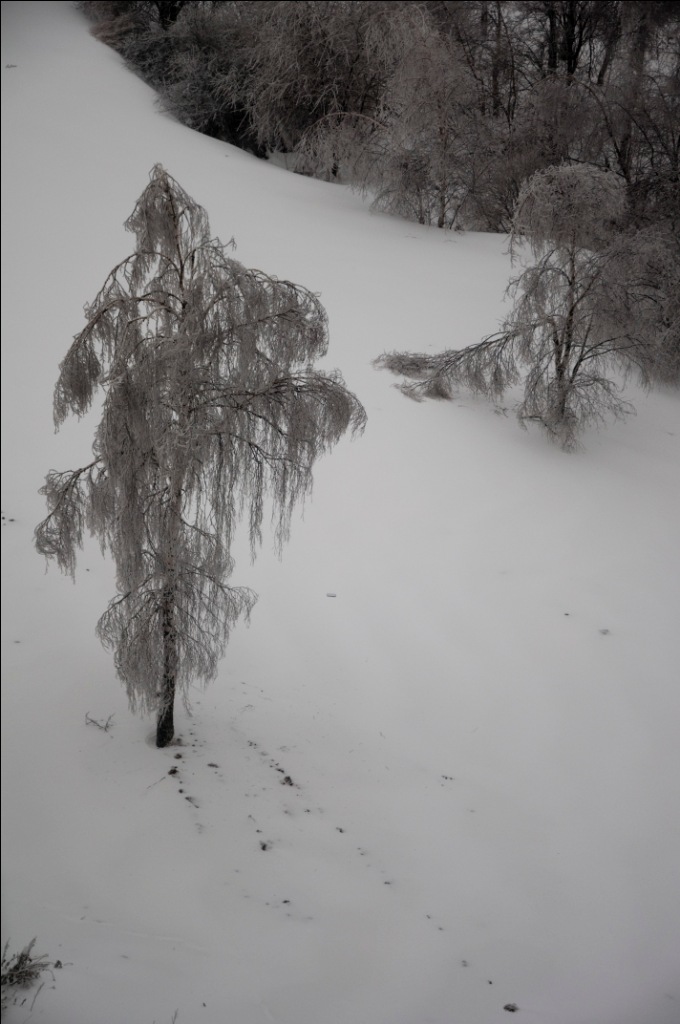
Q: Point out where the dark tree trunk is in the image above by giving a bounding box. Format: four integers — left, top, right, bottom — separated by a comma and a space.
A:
492, 2, 502, 117
553, 260, 576, 423
156, 683, 175, 747
154, 0, 186, 30
618, 5, 651, 182
546, 3, 559, 73
156, 590, 177, 747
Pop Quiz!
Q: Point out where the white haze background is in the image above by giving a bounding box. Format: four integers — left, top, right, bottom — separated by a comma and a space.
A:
2, 3, 680, 1023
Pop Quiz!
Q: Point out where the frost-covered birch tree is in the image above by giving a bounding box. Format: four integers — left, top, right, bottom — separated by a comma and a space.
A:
377, 164, 660, 450
35, 165, 365, 746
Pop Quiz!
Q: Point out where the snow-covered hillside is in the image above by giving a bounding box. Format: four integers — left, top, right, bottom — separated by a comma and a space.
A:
2, 4, 680, 1023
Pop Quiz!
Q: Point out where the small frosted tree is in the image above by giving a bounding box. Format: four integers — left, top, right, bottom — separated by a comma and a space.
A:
36, 165, 365, 746
377, 164, 652, 450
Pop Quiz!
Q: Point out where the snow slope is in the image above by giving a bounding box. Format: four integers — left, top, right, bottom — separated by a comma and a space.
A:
2, 4, 680, 1023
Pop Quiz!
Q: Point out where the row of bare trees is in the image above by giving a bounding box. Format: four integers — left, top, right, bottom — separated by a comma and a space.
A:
79, 2, 679, 233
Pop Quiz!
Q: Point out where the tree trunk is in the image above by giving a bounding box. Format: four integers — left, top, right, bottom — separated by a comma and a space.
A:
492, 1, 502, 117
156, 589, 177, 747
618, 3, 652, 182
546, 2, 559, 73
554, 369, 569, 422
553, 256, 576, 423
552, 337, 569, 422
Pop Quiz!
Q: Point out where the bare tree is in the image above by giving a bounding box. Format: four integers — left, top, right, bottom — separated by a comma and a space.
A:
376, 164, 664, 450
599, 219, 680, 385
35, 166, 365, 746
80, 0, 677, 239
298, 8, 506, 230
230, 0, 397, 154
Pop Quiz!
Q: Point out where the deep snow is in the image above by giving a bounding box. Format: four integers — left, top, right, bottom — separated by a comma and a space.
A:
2, 4, 680, 1023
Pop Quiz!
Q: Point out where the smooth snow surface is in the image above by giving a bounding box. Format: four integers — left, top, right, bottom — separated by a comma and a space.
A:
2, 4, 680, 1023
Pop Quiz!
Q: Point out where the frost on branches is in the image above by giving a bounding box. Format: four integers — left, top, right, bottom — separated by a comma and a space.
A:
378, 164, 676, 451
35, 165, 365, 746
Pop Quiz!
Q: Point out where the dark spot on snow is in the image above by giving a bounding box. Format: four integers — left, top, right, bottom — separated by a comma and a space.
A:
174, 753, 183, 759
599, 628, 611, 635
207, 762, 219, 768
260, 841, 270, 851
336, 827, 345, 833
461, 961, 469, 967
281, 775, 294, 786
504, 1004, 519, 1013
168, 767, 178, 776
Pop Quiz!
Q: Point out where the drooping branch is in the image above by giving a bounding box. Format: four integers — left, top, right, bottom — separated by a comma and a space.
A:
35, 459, 105, 576
375, 331, 521, 403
